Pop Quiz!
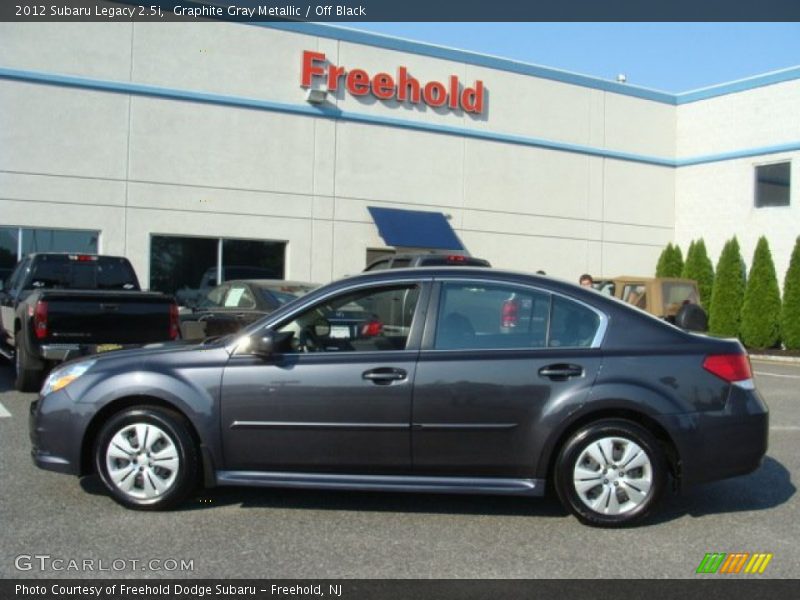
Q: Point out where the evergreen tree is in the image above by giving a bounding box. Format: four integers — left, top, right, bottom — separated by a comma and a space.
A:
655, 243, 684, 278
741, 237, 781, 349
655, 244, 673, 277
682, 239, 715, 309
683, 240, 696, 274
781, 237, 800, 350
670, 244, 684, 277
709, 237, 746, 337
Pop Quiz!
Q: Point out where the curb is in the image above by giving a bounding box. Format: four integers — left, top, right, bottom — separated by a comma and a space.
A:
749, 355, 800, 365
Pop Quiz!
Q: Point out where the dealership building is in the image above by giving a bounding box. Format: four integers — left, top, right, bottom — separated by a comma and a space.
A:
1, 20, 798, 296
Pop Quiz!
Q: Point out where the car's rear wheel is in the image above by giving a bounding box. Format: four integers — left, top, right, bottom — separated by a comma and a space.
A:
94, 407, 198, 510
554, 419, 667, 527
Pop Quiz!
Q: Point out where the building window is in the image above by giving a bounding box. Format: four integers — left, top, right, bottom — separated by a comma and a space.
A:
0, 226, 99, 281
755, 162, 791, 208
150, 235, 285, 306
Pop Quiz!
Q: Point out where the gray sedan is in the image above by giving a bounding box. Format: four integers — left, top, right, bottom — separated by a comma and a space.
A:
30, 267, 768, 527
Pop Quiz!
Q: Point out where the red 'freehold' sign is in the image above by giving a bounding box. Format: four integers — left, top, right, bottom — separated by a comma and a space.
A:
301, 50, 485, 114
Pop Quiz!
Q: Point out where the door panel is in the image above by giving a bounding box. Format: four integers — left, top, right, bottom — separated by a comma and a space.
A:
412, 349, 602, 477
221, 352, 416, 473
411, 280, 605, 477
220, 281, 428, 474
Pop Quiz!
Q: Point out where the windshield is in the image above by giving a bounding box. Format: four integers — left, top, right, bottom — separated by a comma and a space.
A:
27, 256, 139, 290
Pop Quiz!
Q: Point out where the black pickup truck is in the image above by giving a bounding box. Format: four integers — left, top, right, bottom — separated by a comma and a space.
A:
0, 253, 178, 392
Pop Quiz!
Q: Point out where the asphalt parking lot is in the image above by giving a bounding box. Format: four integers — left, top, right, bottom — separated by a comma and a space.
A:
0, 358, 797, 579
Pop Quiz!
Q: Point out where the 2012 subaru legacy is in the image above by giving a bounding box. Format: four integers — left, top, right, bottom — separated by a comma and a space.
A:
30, 268, 768, 527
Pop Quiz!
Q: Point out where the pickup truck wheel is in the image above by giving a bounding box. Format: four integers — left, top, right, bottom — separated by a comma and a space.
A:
14, 330, 44, 393
554, 419, 667, 527
95, 407, 198, 510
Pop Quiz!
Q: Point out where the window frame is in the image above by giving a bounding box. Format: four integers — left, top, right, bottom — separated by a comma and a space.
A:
231, 278, 433, 357
421, 278, 608, 352
754, 160, 791, 209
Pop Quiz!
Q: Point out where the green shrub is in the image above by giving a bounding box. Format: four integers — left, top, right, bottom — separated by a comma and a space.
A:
655, 244, 672, 277
655, 243, 684, 278
671, 244, 684, 277
781, 237, 800, 350
682, 239, 715, 309
740, 237, 781, 349
709, 237, 746, 337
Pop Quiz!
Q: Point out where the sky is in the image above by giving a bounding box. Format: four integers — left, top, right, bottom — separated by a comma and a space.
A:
335, 23, 800, 93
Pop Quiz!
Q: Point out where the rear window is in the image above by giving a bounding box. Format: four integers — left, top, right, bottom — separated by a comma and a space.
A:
662, 282, 699, 306
27, 256, 139, 290
260, 284, 316, 306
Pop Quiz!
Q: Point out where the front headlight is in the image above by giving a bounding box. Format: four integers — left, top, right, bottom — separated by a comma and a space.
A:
41, 360, 96, 397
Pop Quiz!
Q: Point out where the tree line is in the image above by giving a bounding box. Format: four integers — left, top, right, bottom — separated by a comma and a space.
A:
655, 236, 800, 350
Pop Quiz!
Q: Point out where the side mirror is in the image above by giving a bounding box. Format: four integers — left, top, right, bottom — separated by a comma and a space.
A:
252, 331, 276, 357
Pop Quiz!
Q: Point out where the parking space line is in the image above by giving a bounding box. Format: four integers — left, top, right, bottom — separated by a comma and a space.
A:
770, 426, 800, 431
754, 371, 800, 379
0, 402, 10, 418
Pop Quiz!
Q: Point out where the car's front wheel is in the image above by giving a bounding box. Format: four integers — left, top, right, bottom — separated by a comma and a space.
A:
94, 407, 198, 510
554, 419, 667, 527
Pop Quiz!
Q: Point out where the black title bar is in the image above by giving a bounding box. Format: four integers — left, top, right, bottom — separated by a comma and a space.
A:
2, 0, 800, 22
3, 580, 800, 600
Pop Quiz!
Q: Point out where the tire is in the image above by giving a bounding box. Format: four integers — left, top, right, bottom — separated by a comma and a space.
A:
94, 407, 199, 510
554, 419, 667, 527
14, 327, 45, 393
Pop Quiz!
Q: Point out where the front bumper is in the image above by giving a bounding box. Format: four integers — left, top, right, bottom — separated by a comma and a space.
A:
658, 383, 769, 487
29, 389, 87, 476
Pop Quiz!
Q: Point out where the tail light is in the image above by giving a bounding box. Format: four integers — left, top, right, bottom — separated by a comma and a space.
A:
446, 255, 467, 263
501, 298, 519, 328
33, 300, 48, 340
169, 303, 179, 340
703, 354, 753, 383
68, 254, 98, 262
361, 320, 383, 337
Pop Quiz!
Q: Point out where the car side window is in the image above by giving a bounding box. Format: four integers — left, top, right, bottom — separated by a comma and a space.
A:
203, 284, 230, 308
276, 284, 421, 353
622, 284, 647, 309
434, 282, 550, 350
548, 297, 601, 348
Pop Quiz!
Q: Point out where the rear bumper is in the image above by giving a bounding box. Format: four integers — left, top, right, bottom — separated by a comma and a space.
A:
39, 344, 81, 361
658, 384, 769, 487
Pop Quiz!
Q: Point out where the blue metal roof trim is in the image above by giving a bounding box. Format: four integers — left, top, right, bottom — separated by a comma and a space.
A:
368, 207, 464, 251
3, 66, 798, 169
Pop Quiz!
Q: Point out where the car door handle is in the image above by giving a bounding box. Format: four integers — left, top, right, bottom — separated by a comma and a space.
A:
539, 364, 584, 380
362, 368, 407, 385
